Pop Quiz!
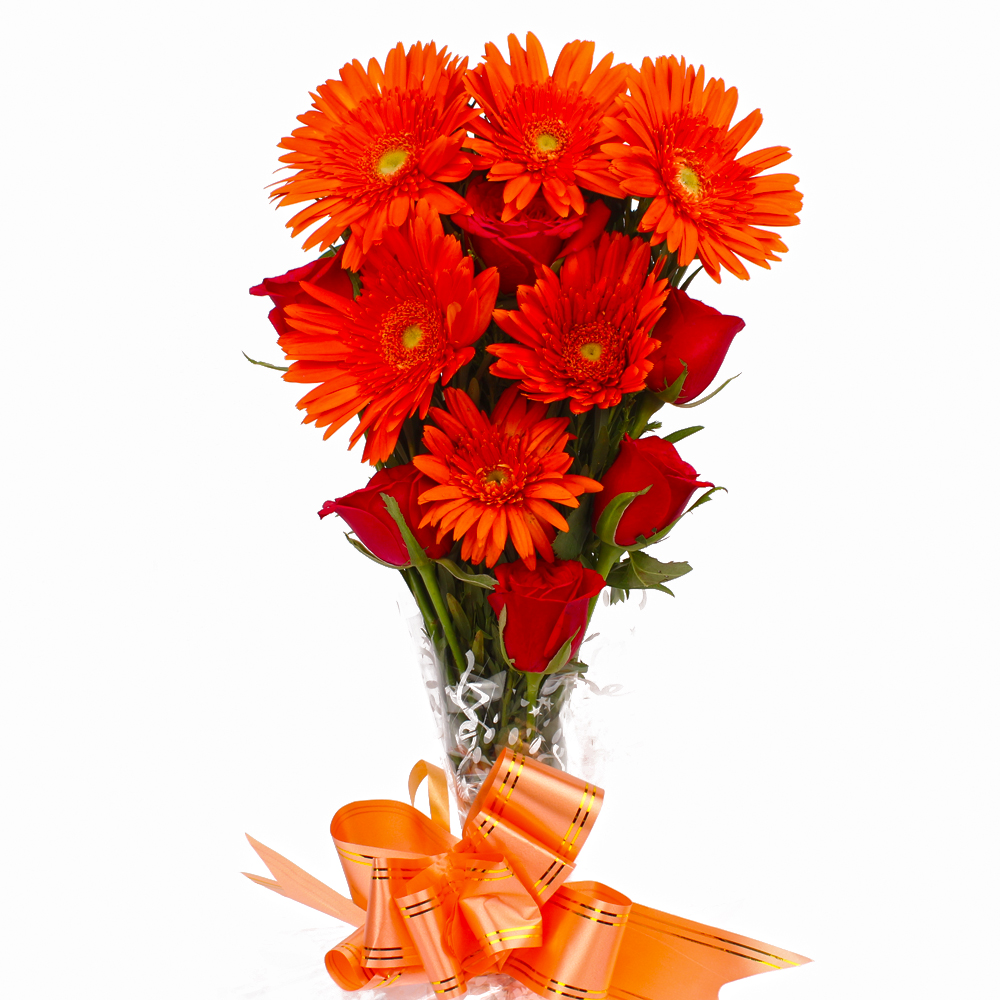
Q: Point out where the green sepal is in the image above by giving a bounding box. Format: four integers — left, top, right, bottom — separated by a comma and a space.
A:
242, 351, 289, 373
436, 558, 497, 590
380, 493, 428, 568
542, 628, 581, 674
493, 604, 516, 669
674, 374, 740, 408
663, 425, 704, 444
653, 364, 688, 404
344, 532, 408, 569
625, 486, 727, 550
606, 551, 692, 596
594, 485, 651, 546
679, 264, 704, 291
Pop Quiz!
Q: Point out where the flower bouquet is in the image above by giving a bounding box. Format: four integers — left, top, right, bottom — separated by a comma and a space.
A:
245, 32, 805, 1000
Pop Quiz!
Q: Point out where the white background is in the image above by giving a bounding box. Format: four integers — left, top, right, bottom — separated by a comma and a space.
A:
3, 1, 998, 997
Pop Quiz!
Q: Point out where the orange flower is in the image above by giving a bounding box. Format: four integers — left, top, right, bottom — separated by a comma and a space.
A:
604, 56, 802, 282
279, 208, 499, 465
413, 387, 602, 568
489, 233, 669, 413
272, 42, 477, 270
464, 32, 629, 221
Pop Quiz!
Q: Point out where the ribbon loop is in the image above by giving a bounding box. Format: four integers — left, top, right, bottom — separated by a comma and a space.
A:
464, 752, 603, 866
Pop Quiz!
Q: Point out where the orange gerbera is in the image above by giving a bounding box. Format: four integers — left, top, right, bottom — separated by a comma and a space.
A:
464, 32, 629, 220
413, 387, 602, 568
604, 56, 802, 282
279, 208, 499, 465
489, 233, 669, 412
272, 42, 477, 270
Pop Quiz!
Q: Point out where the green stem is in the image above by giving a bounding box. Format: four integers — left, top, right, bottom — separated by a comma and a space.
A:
588, 541, 625, 623
415, 559, 466, 681
628, 391, 666, 439
524, 671, 542, 744
403, 567, 437, 640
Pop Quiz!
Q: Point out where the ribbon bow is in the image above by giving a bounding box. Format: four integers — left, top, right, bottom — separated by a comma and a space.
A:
245, 750, 809, 1000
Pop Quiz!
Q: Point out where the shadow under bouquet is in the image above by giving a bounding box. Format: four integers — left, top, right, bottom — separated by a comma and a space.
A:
249, 33, 800, 814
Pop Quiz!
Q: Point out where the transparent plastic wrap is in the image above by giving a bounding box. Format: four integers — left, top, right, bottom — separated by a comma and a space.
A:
410, 614, 627, 818
413, 617, 574, 815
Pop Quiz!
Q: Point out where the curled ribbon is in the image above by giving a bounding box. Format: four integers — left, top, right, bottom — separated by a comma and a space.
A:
245, 749, 809, 1000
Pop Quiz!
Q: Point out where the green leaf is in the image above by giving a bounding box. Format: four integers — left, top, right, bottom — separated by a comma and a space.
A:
344, 532, 408, 569
380, 493, 429, 569
242, 351, 289, 372
435, 558, 496, 590
446, 593, 472, 643
552, 499, 594, 560
663, 425, 704, 444
606, 551, 692, 595
594, 486, 651, 546
674, 374, 740, 408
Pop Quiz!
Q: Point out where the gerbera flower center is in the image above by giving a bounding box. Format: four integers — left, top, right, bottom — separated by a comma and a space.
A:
563, 321, 623, 381
674, 162, 703, 200
368, 134, 417, 186
379, 300, 443, 369
470, 457, 522, 505
483, 467, 510, 485
378, 148, 410, 177
525, 118, 570, 163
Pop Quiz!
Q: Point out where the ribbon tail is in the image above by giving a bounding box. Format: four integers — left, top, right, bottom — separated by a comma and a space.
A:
607, 903, 811, 1000
244, 834, 366, 927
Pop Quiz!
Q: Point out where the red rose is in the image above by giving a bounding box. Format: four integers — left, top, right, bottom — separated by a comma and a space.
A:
319, 464, 451, 566
250, 250, 353, 337
592, 436, 712, 546
646, 289, 745, 401
452, 177, 611, 293
487, 559, 605, 673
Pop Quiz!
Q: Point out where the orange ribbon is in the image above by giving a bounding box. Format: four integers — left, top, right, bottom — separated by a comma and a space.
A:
245, 749, 809, 1000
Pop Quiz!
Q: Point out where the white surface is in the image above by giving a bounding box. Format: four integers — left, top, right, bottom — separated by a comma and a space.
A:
2, 2, 997, 998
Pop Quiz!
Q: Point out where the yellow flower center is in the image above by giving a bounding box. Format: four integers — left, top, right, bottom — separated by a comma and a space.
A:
401, 324, 424, 349
676, 164, 702, 198
379, 301, 443, 370
525, 118, 570, 162
484, 468, 510, 484
564, 320, 623, 382
377, 148, 410, 177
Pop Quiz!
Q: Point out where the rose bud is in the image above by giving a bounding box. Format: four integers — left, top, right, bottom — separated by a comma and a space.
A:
592, 436, 713, 546
319, 463, 451, 566
452, 177, 611, 293
487, 559, 605, 673
250, 249, 353, 337
646, 289, 745, 401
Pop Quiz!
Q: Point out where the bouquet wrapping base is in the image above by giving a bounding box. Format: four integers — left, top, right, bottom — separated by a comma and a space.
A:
413, 615, 579, 817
